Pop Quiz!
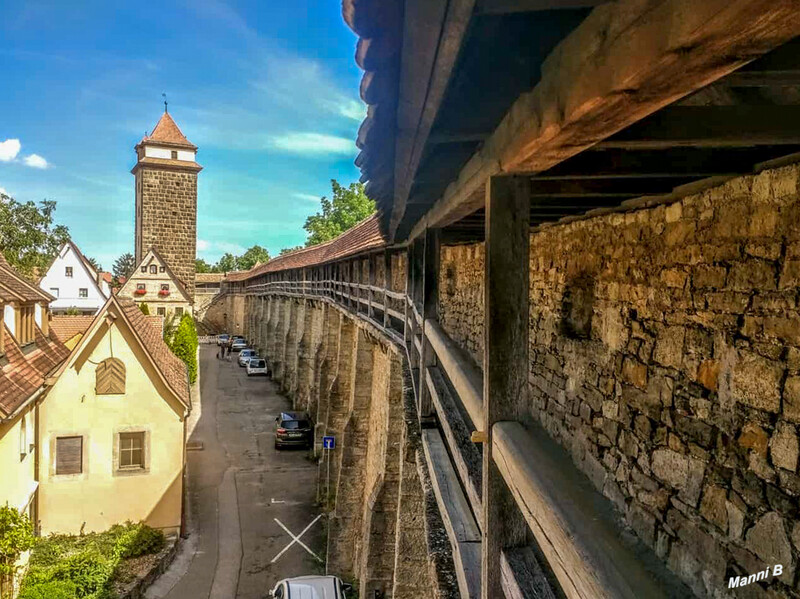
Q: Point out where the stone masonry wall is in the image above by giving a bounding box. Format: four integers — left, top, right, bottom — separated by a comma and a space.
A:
137, 167, 197, 299
248, 295, 457, 598
438, 163, 800, 598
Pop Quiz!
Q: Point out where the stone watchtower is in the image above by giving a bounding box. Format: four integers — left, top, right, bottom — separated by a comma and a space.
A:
132, 110, 202, 300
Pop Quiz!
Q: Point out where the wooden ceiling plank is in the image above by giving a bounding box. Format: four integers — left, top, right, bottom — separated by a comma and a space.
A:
407, 0, 800, 241
475, 0, 607, 15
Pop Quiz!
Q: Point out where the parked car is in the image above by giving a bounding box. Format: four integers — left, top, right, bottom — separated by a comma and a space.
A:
274, 412, 313, 449
231, 338, 247, 352
246, 358, 269, 376
268, 575, 352, 598
238, 349, 258, 366
216, 333, 230, 346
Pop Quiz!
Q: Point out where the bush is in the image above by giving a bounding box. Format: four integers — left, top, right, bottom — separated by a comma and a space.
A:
139, 302, 150, 315
18, 580, 78, 599
0, 504, 35, 579
20, 522, 166, 598
166, 313, 198, 383
112, 523, 165, 559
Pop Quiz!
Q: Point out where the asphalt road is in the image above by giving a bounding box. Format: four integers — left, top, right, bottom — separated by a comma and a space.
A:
147, 345, 323, 599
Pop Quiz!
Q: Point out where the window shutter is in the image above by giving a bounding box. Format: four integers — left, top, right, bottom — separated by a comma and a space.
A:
96, 358, 126, 394
56, 436, 82, 475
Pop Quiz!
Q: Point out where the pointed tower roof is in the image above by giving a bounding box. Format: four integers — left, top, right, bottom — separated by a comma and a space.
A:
139, 111, 197, 150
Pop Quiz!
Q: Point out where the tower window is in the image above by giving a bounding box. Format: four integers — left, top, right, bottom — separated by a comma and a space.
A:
171, 150, 178, 160
149, 265, 157, 274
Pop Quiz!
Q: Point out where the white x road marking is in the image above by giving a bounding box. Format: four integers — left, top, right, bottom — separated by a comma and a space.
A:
271, 515, 323, 563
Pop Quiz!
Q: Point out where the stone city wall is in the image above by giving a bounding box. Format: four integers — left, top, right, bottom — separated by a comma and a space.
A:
438, 163, 800, 597
241, 295, 459, 599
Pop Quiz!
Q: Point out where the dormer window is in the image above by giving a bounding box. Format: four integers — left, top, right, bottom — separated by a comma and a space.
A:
171, 150, 178, 160
150, 265, 158, 274
16, 304, 35, 346
65, 266, 73, 278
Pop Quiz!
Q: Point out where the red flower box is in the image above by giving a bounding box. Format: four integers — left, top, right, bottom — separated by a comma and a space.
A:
134, 288, 147, 296
158, 290, 170, 297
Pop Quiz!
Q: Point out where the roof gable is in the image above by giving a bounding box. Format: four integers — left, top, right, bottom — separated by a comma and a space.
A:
120, 248, 191, 301
0, 254, 54, 303
40, 241, 108, 299
55, 295, 190, 411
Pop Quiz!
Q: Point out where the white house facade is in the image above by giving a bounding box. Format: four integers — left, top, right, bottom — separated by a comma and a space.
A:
39, 241, 110, 315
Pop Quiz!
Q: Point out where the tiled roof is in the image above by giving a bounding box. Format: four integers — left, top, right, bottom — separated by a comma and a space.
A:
101, 272, 112, 283
50, 316, 94, 343
225, 214, 386, 283
0, 256, 54, 303
139, 112, 197, 150
0, 325, 70, 419
119, 300, 190, 408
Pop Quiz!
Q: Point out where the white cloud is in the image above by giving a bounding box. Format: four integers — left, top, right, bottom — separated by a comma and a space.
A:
215, 241, 246, 254
196, 239, 210, 251
332, 98, 367, 122
0, 186, 7, 196
0, 139, 21, 162
23, 154, 48, 169
269, 133, 355, 156
292, 192, 321, 203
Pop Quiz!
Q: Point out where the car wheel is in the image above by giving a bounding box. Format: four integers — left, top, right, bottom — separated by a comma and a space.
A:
274, 441, 281, 450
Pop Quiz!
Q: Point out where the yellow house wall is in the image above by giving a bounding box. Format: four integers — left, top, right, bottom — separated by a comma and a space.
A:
0, 404, 37, 513
38, 320, 185, 535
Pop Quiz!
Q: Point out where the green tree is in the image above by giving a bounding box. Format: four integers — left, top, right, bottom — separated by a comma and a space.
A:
0, 193, 70, 278
0, 505, 35, 583
303, 180, 375, 247
237, 245, 270, 270
84, 256, 102, 272
215, 253, 237, 273
113, 253, 136, 280
139, 302, 150, 315
195, 258, 217, 273
279, 246, 303, 256
166, 314, 198, 384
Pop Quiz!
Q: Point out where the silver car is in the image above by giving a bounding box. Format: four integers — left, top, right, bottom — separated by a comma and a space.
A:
269, 575, 352, 598
238, 348, 258, 366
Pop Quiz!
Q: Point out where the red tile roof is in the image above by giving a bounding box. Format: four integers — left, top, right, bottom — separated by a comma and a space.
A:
50, 316, 94, 343
225, 214, 386, 283
0, 325, 70, 419
119, 300, 190, 408
0, 255, 54, 303
139, 112, 197, 150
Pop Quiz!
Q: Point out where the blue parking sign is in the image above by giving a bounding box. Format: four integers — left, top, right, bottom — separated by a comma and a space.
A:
322, 436, 335, 450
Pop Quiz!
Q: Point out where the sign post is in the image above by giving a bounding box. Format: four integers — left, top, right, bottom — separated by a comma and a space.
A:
322, 436, 335, 511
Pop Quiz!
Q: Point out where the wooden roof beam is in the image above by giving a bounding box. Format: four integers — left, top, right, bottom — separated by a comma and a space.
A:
597, 106, 800, 149
475, 0, 607, 15
406, 0, 800, 241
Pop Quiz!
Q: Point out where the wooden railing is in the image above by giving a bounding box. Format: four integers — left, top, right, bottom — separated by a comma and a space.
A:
243, 269, 684, 599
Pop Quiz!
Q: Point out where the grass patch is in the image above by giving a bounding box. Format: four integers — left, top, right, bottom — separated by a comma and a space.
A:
19, 522, 165, 599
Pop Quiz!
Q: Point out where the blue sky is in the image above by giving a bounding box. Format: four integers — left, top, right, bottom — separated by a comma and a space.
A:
0, 1, 365, 269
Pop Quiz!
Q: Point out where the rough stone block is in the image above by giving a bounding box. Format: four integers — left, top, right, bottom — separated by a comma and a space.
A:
770, 422, 799, 472
745, 512, 794, 583
739, 422, 769, 457
731, 352, 783, 413
699, 485, 728, 532
651, 449, 705, 505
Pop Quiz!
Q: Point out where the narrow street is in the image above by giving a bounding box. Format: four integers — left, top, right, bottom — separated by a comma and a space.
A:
147, 345, 324, 599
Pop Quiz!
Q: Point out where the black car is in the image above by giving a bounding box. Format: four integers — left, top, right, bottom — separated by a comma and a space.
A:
274, 412, 313, 449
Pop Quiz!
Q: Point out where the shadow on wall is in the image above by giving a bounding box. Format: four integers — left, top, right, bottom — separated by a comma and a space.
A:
559, 274, 595, 340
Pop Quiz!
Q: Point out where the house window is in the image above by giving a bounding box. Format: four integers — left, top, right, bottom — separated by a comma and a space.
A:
79, 288, 88, 298
171, 150, 178, 160
141, 266, 147, 273
161, 284, 169, 291
159, 266, 166, 273
157, 307, 166, 316
16, 304, 35, 345
55, 436, 83, 475
119, 432, 145, 470
175, 307, 184, 316
19, 415, 27, 459
65, 267, 73, 278
96, 357, 125, 394
136, 284, 146, 291
150, 265, 158, 274
50, 288, 59, 298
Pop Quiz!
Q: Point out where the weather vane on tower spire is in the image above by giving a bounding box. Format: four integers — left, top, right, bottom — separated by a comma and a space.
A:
162, 93, 168, 113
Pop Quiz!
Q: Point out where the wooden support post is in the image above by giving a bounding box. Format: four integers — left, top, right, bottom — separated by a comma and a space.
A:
418, 228, 440, 420
368, 253, 376, 319
383, 250, 392, 329
482, 175, 530, 599
404, 247, 411, 348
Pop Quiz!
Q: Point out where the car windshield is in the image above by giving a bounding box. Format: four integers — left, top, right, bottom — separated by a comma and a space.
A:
281, 420, 309, 430
254, 360, 266, 367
